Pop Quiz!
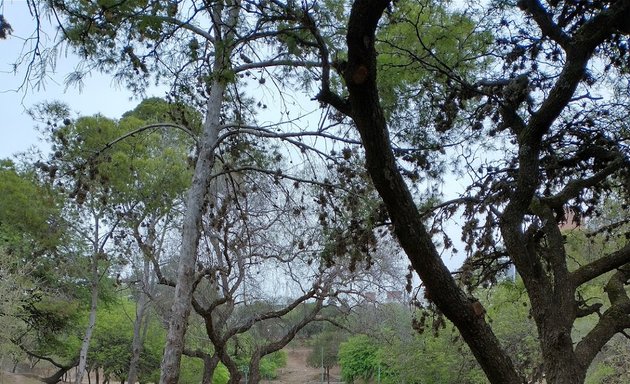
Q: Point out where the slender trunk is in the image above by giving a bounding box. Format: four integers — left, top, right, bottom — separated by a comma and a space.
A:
126, 294, 147, 384
127, 256, 151, 384
159, 1, 242, 381
75, 253, 99, 384
158, 74, 228, 384
248, 353, 262, 384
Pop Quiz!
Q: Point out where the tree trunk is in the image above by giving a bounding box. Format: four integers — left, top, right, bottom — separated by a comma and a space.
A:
158, 83, 225, 384
158, 2, 241, 383
127, 256, 151, 384
247, 354, 262, 384
201, 354, 220, 384
75, 253, 99, 384
330, 0, 525, 383
42, 365, 76, 384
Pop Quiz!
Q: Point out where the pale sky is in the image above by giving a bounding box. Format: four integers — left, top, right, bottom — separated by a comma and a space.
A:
0, 0, 468, 271
0, 1, 164, 159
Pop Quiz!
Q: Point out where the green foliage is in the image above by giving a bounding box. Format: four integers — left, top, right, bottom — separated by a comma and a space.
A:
178, 355, 229, 384
338, 335, 381, 383
376, 0, 492, 128
259, 351, 288, 380
379, 318, 485, 384
88, 298, 136, 381
307, 329, 345, 370
482, 281, 540, 378
34, 98, 193, 217
586, 363, 615, 384
0, 161, 62, 251
0, 246, 29, 359
341, 300, 529, 383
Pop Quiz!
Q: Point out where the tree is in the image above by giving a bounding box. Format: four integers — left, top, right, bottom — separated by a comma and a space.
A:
0, 246, 29, 369
15, 2, 342, 382
316, 0, 630, 383
0, 162, 59, 355
307, 329, 344, 383
31, 107, 137, 384
0, 160, 88, 381
27, 96, 197, 384
11, 0, 630, 383
146, 161, 385, 383
338, 334, 381, 384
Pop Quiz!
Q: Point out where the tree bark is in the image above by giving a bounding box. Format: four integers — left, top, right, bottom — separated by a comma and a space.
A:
158, 78, 227, 384
201, 354, 220, 384
158, 2, 241, 379
327, 0, 525, 382
75, 249, 100, 384
42, 365, 76, 384
126, 255, 151, 384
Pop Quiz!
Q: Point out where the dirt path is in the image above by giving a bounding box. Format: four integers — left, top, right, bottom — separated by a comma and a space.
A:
3, 347, 342, 384
262, 346, 341, 384
0, 371, 42, 384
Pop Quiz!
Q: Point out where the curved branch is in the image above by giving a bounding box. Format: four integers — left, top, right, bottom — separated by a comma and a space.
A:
517, 0, 570, 49
542, 157, 625, 209
571, 243, 630, 287
575, 267, 630, 368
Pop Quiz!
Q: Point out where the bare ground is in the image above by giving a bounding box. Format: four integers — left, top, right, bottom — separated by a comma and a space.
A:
0, 371, 42, 384
2, 345, 342, 384
262, 346, 342, 384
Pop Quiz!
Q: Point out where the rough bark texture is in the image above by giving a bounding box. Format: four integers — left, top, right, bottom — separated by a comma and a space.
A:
158, 80, 226, 384
326, 1, 524, 382
497, 1, 630, 382
159, 2, 240, 381
315, 0, 630, 383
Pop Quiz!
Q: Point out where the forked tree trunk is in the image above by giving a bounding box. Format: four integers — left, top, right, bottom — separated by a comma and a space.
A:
158, 2, 241, 383
201, 354, 220, 384
158, 80, 226, 384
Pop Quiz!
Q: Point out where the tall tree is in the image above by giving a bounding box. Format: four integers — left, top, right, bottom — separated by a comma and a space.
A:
15, 2, 337, 382
32, 97, 198, 384
316, 0, 630, 383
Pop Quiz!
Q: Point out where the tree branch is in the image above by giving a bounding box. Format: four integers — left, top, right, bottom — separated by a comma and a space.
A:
575, 267, 630, 368
517, 0, 570, 49
571, 243, 630, 287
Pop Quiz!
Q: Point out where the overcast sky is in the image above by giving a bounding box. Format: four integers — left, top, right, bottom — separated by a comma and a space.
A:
0, 1, 470, 271
0, 1, 165, 159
